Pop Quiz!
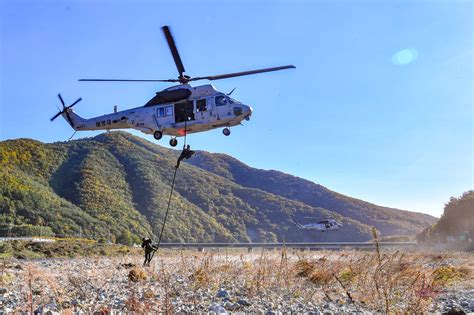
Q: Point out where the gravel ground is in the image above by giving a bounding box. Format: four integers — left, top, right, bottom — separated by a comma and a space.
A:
0, 250, 473, 314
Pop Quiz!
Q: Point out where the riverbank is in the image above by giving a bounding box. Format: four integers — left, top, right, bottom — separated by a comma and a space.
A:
0, 249, 472, 313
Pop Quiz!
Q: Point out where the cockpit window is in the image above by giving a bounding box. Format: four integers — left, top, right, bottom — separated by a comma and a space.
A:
228, 97, 241, 104
215, 95, 228, 106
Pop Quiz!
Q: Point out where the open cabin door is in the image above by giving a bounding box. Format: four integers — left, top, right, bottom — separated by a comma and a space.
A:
174, 100, 194, 123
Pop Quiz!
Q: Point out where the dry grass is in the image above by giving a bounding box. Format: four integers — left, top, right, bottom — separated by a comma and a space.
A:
0, 247, 472, 313
128, 266, 147, 282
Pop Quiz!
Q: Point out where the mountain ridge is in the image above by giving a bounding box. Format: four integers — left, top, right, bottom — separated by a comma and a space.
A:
0, 132, 436, 243
189, 151, 435, 235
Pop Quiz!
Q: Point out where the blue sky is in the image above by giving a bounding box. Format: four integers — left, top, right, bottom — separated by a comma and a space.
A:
1, 0, 472, 217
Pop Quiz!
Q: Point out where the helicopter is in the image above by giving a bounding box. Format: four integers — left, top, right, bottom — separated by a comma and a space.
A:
293, 218, 342, 232
51, 26, 295, 147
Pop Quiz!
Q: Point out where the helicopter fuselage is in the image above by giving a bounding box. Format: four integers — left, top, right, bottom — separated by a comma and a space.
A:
295, 219, 343, 232
62, 84, 253, 142
52, 26, 293, 146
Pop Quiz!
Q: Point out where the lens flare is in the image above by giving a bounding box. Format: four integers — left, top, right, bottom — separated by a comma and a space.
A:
392, 48, 419, 65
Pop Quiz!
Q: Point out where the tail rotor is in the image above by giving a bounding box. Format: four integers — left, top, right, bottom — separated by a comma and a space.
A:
51, 94, 82, 126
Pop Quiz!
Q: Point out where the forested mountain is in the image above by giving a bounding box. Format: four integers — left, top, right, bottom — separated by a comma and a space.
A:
417, 191, 473, 244
189, 152, 436, 235
0, 132, 435, 243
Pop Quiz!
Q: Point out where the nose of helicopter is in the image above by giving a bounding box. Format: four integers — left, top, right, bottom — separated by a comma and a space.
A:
244, 105, 253, 120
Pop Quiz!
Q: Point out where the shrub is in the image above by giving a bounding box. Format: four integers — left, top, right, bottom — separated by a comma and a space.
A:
432, 266, 462, 285
128, 266, 147, 282
117, 230, 133, 246
338, 267, 356, 284
309, 268, 333, 285
295, 259, 315, 278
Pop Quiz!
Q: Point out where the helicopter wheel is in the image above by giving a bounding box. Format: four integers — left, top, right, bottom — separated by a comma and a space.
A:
169, 138, 178, 147
153, 131, 163, 140
223, 128, 231, 136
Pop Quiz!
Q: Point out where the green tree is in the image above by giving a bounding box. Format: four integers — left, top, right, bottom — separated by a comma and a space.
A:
117, 230, 133, 245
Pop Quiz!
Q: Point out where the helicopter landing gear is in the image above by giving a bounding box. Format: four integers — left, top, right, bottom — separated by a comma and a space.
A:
223, 128, 231, 136
153, 131, 163, 140
169, 138, 178, 147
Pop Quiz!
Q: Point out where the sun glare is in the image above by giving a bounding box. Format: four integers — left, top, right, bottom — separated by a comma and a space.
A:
392, 48, 419, 66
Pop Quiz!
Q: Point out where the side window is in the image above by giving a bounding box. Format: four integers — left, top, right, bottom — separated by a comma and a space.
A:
197, 99, 207, 112
96, 122, 101, 127
165, 106, 173, 116
157, 107, 165, 117
215, 95, 228, 106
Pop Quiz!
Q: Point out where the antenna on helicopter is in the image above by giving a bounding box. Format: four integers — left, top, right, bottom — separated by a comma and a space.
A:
79, 26, 295, 85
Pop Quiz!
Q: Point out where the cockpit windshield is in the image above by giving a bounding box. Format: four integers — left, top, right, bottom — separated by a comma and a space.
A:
228, 97, 241, 104
215, 95, 228, 106
216, 95, 241, 106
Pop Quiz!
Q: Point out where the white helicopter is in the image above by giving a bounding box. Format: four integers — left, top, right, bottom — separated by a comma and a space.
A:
293, 218, 343, 232
51, 26, 295, 147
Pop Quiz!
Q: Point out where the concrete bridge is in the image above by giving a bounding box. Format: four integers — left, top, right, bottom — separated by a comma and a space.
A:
0, 238, 417, 251
158, 242, 417, 251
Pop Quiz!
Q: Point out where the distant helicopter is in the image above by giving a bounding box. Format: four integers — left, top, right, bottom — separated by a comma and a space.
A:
293, 218, 342, 232
51, 26, 295, 147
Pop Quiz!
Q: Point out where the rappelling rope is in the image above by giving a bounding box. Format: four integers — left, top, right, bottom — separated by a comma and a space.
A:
150, 115, 188, 261
183, 115, 187, 147
154, 165, 178, 252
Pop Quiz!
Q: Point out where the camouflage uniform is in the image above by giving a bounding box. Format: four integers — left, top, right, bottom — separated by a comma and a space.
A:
176, 145, 195, 168
141, 237, 157, 266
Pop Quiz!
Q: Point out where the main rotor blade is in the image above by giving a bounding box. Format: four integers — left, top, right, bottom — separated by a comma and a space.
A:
162, 26, 186, 77
50, 112, 62, 121
78, 79, 179, 82
58, 94, 65, 106
190, 65, 296, 82
69, 97, 82, 108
